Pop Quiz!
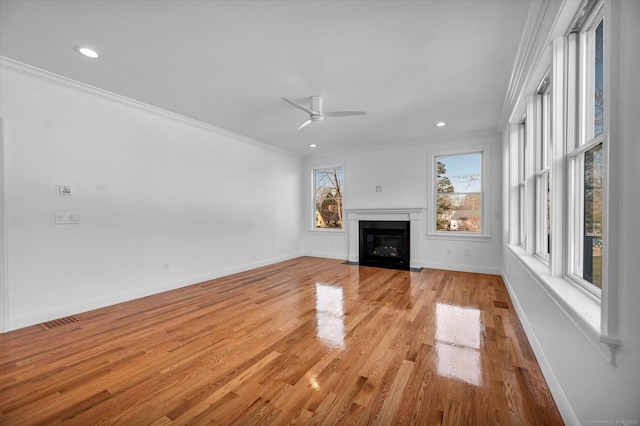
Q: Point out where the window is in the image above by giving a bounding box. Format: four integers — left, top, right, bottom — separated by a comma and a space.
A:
435, 152, 482, 234
567, 7, 605, 292
582, 143, 603, 286
518, 117, 527, 247
314, 166, 343, 229
536, 78, 551, 260
506, 0, 617, 363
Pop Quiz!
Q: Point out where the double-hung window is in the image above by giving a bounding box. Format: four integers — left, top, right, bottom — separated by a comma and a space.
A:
507, 0, 617, 363
313, 166, 343, 229
535, 77, 552, 261
518, 117, 527, 247
567, 5, 605, 292
433, 151, 484, 235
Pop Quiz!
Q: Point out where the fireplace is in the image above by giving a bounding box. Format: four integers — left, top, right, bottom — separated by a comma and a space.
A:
359, 220, 410, 270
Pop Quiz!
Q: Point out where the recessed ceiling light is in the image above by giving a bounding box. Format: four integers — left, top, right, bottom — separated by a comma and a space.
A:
75, 46, 100, 59
436, 122, 446, 127
309, 144, 317, 148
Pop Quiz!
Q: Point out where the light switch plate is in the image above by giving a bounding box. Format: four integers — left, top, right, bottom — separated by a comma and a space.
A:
57, 185, 72, 195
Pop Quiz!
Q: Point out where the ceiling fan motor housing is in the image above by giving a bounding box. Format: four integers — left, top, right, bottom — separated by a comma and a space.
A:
310, 96, 323, 113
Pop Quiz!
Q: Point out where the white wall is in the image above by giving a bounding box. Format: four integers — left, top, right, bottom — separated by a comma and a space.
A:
0, 63, 303, 331
500, 1, 640, 423
303, 132, 503, 274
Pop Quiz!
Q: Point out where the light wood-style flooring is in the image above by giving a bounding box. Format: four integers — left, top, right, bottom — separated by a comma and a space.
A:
0, 257, 563, 425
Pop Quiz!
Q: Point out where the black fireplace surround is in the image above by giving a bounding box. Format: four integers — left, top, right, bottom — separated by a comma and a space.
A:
359, 220, 410, 270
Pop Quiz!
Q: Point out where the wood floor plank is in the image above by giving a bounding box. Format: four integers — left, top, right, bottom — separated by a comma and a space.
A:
0, 257, 563, 425
375, 359, 414, 424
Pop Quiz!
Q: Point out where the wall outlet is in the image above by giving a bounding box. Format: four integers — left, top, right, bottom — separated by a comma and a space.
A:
375, 185, 382, 193
55, 213, 81, 224
162, 262, 170, 271
57, 185, 73, 195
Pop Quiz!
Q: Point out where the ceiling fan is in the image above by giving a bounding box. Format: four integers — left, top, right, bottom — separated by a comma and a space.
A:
282, 96, 366, 129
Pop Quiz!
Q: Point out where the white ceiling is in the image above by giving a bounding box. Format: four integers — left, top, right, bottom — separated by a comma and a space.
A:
0, 0, 531, 156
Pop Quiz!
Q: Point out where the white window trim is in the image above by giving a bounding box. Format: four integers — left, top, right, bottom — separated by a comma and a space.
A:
517, 117, 527, 248
427, 145, 491, 240
523, 95, 537, 256
310, 164, 346, 233
534, 77, 551, 263
548, 37, 565, 279
506, 1, 620, 365
567, 4, 606, 296
507, 244, 617, 365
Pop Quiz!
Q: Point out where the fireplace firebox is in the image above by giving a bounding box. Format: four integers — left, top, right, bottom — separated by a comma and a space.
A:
359, 220, 410, 270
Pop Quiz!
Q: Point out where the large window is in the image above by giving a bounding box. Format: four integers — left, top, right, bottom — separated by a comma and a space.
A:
314, 166, 343, 229
567, 6, 605, 291
511, 2, 606, 289
506, 0, 617, 363
435, 152, 483, 234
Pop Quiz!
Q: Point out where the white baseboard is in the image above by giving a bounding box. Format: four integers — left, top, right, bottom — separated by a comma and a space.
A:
501, 272, 579, 426
8, 252, 303, 332
305, 254, 501, 275
419, 261, 501, 275
303, 251, 348, 261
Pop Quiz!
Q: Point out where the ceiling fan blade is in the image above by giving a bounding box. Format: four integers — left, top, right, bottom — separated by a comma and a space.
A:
282, 97, 316, 115
324, 111, 366, 117
297, 119, 313, 130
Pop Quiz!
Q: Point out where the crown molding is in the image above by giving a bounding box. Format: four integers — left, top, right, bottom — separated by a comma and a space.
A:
0, 56, 301, 160
499, 0, 553, 126
499, 0, 583, 126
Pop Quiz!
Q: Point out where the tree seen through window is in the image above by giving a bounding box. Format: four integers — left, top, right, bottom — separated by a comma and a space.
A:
314, 167, 343, 229
436, 153, 482, 233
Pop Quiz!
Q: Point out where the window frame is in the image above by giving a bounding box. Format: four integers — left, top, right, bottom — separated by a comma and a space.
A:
566, 4, 605, 297
535, 76, 552, 263
506, 0, 619, 364
518, 116, 527, 248
312, 165, 345, 231
427, 145, 491, 240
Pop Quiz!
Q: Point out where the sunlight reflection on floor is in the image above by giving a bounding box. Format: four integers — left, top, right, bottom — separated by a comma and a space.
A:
435, 303, 483, 385
315, 283, 345, 349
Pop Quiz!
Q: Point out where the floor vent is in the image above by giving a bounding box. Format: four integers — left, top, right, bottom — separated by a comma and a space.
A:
38, 316, 80, 330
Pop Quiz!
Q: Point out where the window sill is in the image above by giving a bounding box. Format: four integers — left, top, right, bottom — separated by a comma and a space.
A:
427, 232, 492, 242
506, 244, 620, 365
307, 228, 347, 235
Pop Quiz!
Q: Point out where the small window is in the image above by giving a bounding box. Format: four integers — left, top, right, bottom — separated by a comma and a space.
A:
314, 167, 343, 229
435, 152, 482, 233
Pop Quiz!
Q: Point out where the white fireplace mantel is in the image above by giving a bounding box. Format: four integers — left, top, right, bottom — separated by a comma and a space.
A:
344, 208, 425, 269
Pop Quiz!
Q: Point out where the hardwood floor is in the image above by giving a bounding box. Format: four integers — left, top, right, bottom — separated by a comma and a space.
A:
0, 257, 563, 425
